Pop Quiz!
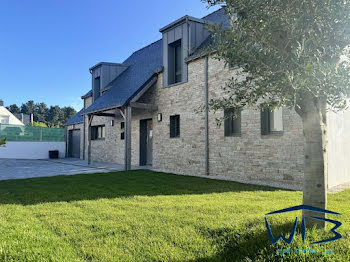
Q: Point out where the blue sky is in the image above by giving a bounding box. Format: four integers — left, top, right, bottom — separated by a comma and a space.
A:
0, 0, 220, 110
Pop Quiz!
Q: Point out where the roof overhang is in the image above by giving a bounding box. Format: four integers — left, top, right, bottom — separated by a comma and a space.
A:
159, 15, 205, 33
82, 74, 159, 116
89, 62, 127, 72
81, 90, 92, 99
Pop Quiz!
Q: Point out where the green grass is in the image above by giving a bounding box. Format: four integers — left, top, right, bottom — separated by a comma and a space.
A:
0, 170, 348, 261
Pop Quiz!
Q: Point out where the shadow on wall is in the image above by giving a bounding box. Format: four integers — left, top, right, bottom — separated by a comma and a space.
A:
0, 170, 281, 205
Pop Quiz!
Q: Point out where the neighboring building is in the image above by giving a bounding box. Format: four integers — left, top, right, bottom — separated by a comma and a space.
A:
0, 100, 24, 126
14, 113, 33, 126
65, 9, 350, 190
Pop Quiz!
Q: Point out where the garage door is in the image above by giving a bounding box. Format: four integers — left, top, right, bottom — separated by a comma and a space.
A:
68, 129, 80, 158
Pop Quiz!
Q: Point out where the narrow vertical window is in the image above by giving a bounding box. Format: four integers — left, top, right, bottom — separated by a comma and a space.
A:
270, 107, 283, 132
261, 108, 283, 135
174, 43, 182, 83
224, 109, 241, 136
121, 122, 125, 140
170, 115, 180, 138
94, 77, 101, 101
168, 40, 182, 85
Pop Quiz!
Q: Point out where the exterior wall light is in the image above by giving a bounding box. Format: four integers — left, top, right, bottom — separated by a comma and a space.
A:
157, 113, 162, 122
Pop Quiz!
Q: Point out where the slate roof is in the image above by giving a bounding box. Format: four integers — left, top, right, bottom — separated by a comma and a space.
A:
82, 39, 163, 115
81, 90, 92, 99
65, 108, 85, 126
202, 8, 230, 27
188, 8, 230, 61
66, 8, 228, 125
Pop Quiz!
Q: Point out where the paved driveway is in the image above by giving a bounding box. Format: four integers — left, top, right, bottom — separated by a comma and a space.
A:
0, 159, 133, 181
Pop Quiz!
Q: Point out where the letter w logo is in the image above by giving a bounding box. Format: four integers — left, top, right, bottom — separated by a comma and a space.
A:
265, 205, 342, 245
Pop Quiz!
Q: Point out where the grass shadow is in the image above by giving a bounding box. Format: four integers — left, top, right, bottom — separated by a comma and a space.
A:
0, 170, 282, 205
192, 221, 301, 262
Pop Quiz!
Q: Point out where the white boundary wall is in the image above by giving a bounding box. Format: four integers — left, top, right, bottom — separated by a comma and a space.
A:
328, 108, 350, 188
0, 142, 65, 159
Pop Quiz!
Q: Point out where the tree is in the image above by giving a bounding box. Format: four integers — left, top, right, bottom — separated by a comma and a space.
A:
29, 121, 47, 127
7, 104, 20, 114
47, 106, 62, 127
204, 0, 350, 228
0, 137, 5, 146
34, 102, 48, 124
20, 100, 35, 115
5, 100, 76, 128
62, 106, 76, 122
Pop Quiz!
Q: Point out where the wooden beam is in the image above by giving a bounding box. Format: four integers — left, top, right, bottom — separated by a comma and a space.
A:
124, 106, 132, 171
130, 102, 158, 111
118, 108, 125, 119
130, 75, 158, 103
93, 112, 115, 117
87, 114, 94, 165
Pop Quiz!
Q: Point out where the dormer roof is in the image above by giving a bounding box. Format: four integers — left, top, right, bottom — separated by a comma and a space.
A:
89, 62, 127, 72
159, 15, 206, 33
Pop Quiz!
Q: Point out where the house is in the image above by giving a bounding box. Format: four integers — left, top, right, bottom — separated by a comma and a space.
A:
14, 113, 33, 126
0, 100, 25, 126
65, 8, 350, 190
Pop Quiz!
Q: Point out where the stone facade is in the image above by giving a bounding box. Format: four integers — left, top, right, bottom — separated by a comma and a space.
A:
78, 56, 306, 190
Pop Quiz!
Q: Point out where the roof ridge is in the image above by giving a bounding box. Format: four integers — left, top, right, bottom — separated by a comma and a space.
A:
201, 6, 224, 20
126, 39, 162, 60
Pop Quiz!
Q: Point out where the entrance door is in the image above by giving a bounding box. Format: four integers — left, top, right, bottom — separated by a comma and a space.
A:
68, 129, 80, 158
140, 119, 153, 166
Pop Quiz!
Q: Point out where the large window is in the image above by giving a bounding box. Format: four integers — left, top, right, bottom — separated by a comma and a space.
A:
224, 109, 241, 136
168, 40, 182, 85
91, 125, 105, 140
170, 115, 180, 138
261, 108, 283, 135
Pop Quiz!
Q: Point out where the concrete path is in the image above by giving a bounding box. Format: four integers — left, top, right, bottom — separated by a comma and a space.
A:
0, 158, 148, 181
328, 182, 350, 194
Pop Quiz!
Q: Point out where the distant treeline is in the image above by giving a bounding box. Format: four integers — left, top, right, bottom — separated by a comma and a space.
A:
6, 100, 76, 128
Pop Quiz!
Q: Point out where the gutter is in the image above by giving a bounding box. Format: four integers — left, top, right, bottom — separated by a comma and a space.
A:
83, 116, 86, 160
204, 56, 209, 176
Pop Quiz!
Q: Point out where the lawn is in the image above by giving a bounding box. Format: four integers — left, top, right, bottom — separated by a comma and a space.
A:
0, 170, 348, 261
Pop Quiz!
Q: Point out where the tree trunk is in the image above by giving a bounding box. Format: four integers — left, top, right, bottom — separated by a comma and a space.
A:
297, 96, 328, 229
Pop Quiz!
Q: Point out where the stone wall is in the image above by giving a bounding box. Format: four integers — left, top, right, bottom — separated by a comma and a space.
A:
151, 56, 305, 189
207, 58, 304, 189
82, 55, 305, 189
84, 115, 122, 163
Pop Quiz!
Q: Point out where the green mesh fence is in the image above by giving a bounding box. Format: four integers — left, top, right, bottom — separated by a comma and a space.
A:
0, 124, 65, 142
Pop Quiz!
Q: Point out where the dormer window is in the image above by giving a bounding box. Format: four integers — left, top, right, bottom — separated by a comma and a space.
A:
94, 77, 100, 101
169, 40, 182, 85
89, 62, 128, 102
160, 15, 210, 87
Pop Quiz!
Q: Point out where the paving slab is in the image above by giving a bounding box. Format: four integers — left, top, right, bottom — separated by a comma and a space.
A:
0, 158, 148, 181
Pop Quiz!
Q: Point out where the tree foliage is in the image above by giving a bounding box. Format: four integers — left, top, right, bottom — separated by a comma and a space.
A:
7, 104, 20, 114
7, 101, 76, 128
29, 121, 47, 127
204, 0, 350, 113
203, 0, 350, 227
